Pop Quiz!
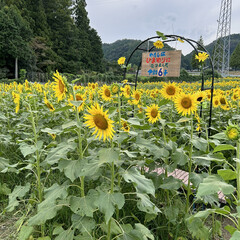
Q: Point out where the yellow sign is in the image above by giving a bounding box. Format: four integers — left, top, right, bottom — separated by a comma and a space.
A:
141, 50, 181, 77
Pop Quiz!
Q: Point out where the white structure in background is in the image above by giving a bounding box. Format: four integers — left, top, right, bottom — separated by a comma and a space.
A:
213, 0, 232, 77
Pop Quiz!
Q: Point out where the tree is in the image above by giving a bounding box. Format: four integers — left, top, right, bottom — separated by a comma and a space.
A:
230, 41, 240, 70
0, 5, 32, 78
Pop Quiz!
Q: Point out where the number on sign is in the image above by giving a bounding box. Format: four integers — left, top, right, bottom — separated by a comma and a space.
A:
158, 68, 163, 77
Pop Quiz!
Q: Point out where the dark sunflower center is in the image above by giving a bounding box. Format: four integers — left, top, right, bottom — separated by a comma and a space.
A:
123, 122, 128, 130
46, 102, 54, 110
220, 98, 226, 105
151, 109, 158, 118
104, 89, 111, 97
197, 97, 203, 102
135, 93, 140, 101
166, 86, 175, 95
214, 100, 219, 105
93, 114, 108, 130
59, 80, 65, 94
76, 95, 83, 101
181, 97, 192, 109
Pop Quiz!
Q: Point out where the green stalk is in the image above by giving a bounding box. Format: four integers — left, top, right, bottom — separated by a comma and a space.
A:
107, 161, 115, 240
236, 140, 240, 229
73, 90, 85, 197
186, 114, 194, 213
29, 104, 44, 237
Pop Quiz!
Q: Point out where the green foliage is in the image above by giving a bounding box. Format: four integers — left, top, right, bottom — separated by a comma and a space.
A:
230, 41, 240, 70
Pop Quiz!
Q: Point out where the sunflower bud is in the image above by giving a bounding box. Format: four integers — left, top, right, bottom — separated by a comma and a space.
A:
225, 125, 240, 141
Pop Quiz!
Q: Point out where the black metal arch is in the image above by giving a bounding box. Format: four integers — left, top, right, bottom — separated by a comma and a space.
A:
123, 34, 215, 135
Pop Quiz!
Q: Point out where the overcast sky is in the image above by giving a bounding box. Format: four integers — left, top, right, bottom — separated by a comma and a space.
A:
86, 0, 240, 55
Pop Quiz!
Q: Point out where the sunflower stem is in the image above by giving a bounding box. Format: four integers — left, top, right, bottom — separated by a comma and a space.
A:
186, 114, 193, 213
28, 103, 44, 237
73, 88, 85, 197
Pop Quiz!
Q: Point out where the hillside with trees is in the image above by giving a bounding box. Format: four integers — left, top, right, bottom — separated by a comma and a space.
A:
103, 34, 240, 70
0, 0, 103, 80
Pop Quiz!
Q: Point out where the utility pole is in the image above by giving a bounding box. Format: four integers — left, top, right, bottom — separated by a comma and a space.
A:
213, 0, 232, 77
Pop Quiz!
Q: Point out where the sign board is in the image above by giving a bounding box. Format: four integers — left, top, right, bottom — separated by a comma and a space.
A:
141, 50, 181, 77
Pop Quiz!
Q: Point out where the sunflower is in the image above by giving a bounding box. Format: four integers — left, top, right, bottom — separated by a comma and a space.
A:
195, 52, 209, 62
53, 70, 67, 101
84, 103, 115, 141
194, 91, 206, 103
101, 85, 112, 101
212, 96, 220, 108
122, 85, 131, 98
118, 57, 126, 65
131, 90, 141, 105
161, 82, 180, 100
44, 97, 55, 112
174, 92, 198, 116
146, 104, 161, 123
219, 95, 229, 110
69, 93, 86, 112
225, 125, 240, 141
111, 83, 120, 94
153, 40, 164, 49
121, 120, 130, 132
12, 92, 20, 113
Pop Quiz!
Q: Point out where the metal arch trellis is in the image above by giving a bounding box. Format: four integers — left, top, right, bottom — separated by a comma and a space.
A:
122, 34, 215, 136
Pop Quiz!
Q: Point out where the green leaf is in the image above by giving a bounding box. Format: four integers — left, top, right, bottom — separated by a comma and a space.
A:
193, 209, 214, 219
6, 183, 30, 212
0, 183, 11, 195
19, 142, 37, 157
225, 225, 237, 235
196, 175, 235, 199
160, 176, 183, 190
99, 148, 119, 164
134, 223, 154, 240
164, 205, 179, 224
0, 157, 9, 171
69, 194, 96, 217
18, 225, 34, 240
71, 215, 96, 233
94, 191, 125, 223
55, 228, 74, 240
62, 120, 77, 129
189, 172, 208, 188
187, 217, 210, 240
28, 184, 68, 225
172, 149, 188, 166
41, 128, 62, 135
53, 106, 72, 112
156, 31, 164, 37
192, 138, 208, 152
136, 193, 160, 215
100, 218, 122, 235
58, 160, 83, 182
37, 237, 51, 240
45, 141, 77, 165
123, 167, 155, 196
217, 169, 237, 181
211, 132, 227, 140
213, 144, 236, 153
230, 230, 240, 240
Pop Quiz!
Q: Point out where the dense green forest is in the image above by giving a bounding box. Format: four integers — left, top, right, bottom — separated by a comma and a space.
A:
0, 0, 103, 80
103, 34, 240, 70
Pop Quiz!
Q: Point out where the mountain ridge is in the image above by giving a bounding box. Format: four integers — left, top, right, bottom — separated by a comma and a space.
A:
102, 34, 240, 70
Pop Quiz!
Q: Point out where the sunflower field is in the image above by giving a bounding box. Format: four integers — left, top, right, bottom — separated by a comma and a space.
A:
1, 71, 240, 240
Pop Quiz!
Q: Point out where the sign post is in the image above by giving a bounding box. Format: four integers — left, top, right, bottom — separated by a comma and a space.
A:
141, 50, 182, 77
